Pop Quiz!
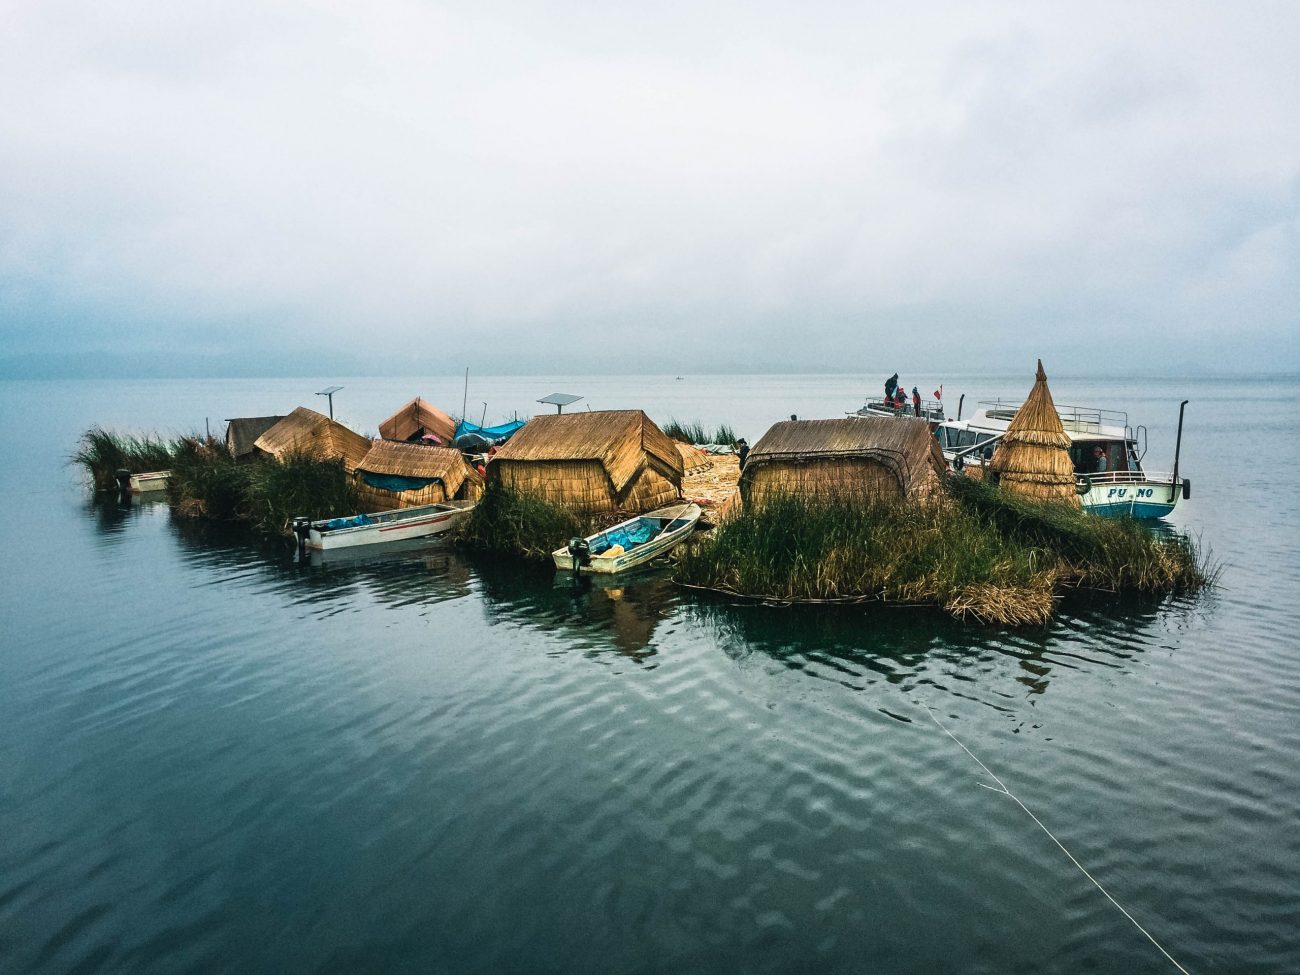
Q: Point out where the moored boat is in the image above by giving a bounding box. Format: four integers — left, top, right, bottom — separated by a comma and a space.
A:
936, 400, 1190, 519
553, 503, 702, 574
117, 469, 171, 493
299, 501, 474, 550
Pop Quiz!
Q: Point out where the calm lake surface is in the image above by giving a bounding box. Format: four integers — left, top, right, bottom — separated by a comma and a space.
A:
1, 373, 1297, 974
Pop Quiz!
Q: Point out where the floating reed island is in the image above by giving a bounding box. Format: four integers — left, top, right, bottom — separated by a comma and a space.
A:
74, 365, 1211, 625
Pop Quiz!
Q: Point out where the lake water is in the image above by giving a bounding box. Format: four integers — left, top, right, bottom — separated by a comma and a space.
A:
1, 373, 1297, 974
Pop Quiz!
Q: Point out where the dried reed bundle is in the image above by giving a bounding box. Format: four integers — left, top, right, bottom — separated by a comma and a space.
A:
990, 360, 1080, 505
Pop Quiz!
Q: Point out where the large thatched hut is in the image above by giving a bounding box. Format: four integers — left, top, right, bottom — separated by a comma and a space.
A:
988, 360, 1081, 506
379, 397, 457, 445
225, 416, 286, 461
740, 416, 946, 508
354, 440, 483, 511
487, 410, 683, 513
252, 407, 371, 472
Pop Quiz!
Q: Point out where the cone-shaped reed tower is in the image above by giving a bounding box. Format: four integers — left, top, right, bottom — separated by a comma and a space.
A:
988, 360, 1081, 506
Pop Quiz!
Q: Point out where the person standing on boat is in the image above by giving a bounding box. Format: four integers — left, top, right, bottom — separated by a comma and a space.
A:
1092, 445, 1108, 473
911, 386, 922, 417
884, 373, 899, 401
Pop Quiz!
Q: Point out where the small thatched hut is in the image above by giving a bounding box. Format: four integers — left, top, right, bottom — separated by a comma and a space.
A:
379, 397, 457, 445
488, 410, 683, 513
225, 416, 286, 461
354, 440, 483, 511
740, 416, 946, 508
253, 407, 371, 472
988, 360, 1081, 506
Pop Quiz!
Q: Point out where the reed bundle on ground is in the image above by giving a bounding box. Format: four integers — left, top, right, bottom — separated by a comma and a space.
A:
73, 426, 179, 490
459, 483, 594, 560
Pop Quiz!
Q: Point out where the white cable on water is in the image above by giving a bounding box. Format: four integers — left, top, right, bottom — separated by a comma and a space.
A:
923, 706, 1192, 975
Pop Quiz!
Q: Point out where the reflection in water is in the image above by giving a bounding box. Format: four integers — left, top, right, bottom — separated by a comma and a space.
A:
472, 556, 678, 661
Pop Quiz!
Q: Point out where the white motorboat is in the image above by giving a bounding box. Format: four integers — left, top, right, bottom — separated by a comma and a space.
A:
297, 501, 474, 551
936, 400, 1191, 519
553, 503, 702, 574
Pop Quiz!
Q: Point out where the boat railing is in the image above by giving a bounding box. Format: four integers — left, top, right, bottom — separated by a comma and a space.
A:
1077, 470, 1176, 486
979, 400, 1129, 435
854, 396, 946, 419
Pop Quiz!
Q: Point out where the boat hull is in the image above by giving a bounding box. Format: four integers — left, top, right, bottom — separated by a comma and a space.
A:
307, 503, 471, 550
1080, 478, 1181, 519
553, 504, 702, 574
130, 471, 171, 493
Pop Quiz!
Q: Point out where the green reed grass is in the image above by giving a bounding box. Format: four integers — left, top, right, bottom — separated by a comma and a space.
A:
676, 492, 1058, 623
243, 450, 360, 536
459, 483, 593, 560
676, 483, 1211, 624
168, 436, 248, 521
662, 418, 738, 446
945, 476, 1211, 592
73, 426, 180, 490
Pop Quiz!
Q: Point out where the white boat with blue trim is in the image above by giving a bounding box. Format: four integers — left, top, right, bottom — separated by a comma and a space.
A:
553, 503, 702, 574
297, 500, 475, 551
935, 400, 1190, 520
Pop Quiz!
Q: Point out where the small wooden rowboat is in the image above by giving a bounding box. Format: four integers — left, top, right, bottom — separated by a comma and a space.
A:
302, 501, 474, 551
553, 503, 702, 575
128, 471, 171, 493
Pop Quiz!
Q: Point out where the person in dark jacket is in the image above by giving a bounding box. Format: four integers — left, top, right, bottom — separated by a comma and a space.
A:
736, 438, 749, 470
912, 386, 922, 417
884, 373, 899, 401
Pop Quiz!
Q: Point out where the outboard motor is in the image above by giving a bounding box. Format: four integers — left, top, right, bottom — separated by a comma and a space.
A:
114, 468, 133, 496
291, 516, 311, 558
567, 537, 592, 575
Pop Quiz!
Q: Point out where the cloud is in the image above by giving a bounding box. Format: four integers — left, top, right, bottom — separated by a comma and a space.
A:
0, 0, 1297, 374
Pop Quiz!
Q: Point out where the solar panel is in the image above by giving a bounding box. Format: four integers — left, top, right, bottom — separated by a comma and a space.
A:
536, 392, 583, 406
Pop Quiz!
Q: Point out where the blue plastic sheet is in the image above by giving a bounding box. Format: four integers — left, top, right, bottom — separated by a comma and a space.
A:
324, 513, 373, 530
592, 519, 658, 554
453, 418, 527, 442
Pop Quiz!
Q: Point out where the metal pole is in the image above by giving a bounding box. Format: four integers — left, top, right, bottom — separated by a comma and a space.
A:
957, 394, 965, 421
327, 392, 334, 419
1170, 400, 1188, 502
462, 368, 469, 421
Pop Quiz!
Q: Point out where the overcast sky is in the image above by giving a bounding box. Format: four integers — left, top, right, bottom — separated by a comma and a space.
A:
1, 0, 1296, 376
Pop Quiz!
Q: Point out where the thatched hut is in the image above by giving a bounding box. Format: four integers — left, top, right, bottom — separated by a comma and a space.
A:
354, 440, 483, 511
988, 360, 1081, 506
225, 416, 286, 461
487, 410, 683, 513
379, 397, 457, 445
252, 407, 371, 472
740, 416, 946, 508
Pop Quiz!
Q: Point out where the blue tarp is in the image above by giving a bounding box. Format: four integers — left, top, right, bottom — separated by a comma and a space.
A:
359, 471, 440, 493
324, 513, 373, 530
592, 519, 658, 554
453, 418, 527, 442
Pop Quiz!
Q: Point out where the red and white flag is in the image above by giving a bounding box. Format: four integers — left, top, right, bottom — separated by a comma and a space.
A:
933, 385, 943, 400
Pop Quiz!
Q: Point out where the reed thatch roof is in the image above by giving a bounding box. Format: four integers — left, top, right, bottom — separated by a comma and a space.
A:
253, 407, 371, 472
989, 360, 1081, 505
744, 416, 946, 498
491, 410, 683, 491
225, 416, 286, 459
356, 440, 481, 497
378, 397, 457, 444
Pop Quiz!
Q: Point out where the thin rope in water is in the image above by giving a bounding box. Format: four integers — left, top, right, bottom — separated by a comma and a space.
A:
924, 706, 1191, 975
